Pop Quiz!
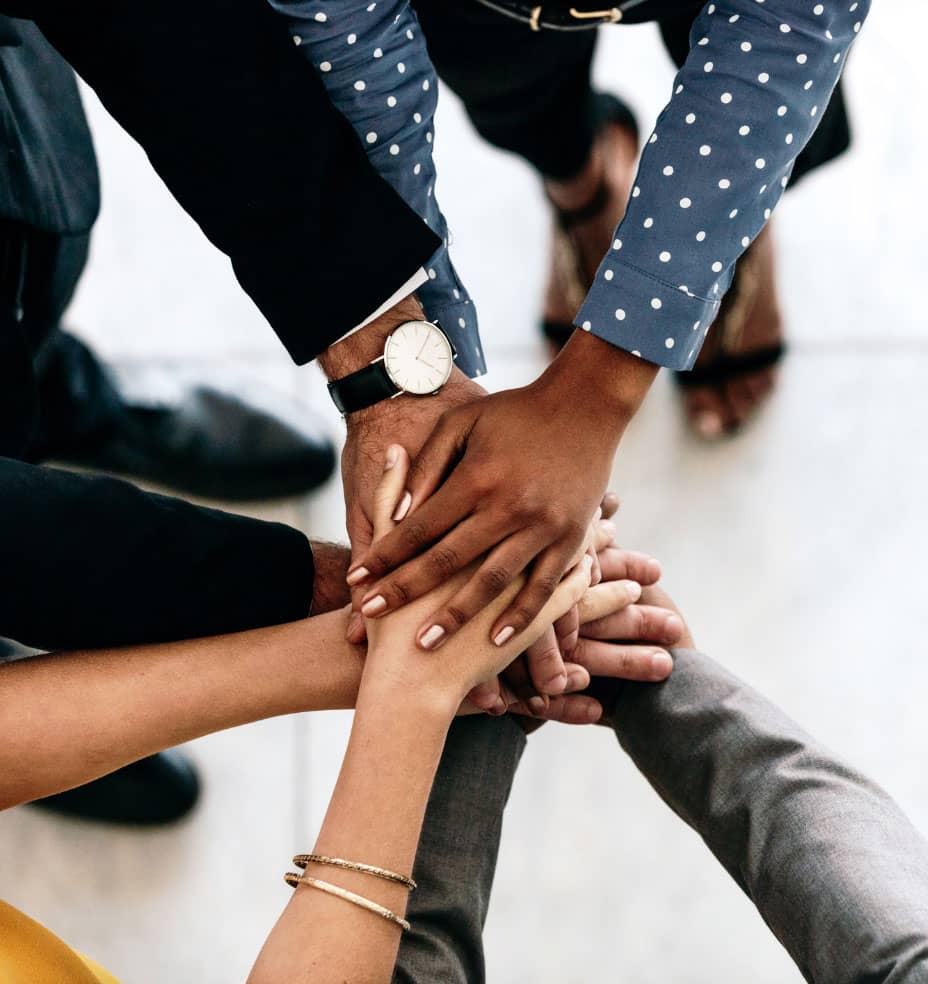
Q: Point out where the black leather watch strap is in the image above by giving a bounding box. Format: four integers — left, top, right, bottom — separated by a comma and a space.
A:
327, 359, 398, 415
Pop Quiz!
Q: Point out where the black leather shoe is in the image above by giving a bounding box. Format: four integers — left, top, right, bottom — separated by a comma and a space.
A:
30, 750, 201, 826
28, 331, 336, 501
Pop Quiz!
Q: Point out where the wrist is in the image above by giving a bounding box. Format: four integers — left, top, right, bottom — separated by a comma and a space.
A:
309, 540, 352, 614
359, 648, 461, 724
540, 329, 658, 426
345, 365, 485, 429
318, 294, 425, 382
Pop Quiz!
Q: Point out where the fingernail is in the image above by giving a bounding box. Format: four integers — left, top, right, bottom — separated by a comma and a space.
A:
652, 652, 674, 677
472, 691, 496, 711
487, 697, 508, 716
384, 446, 399, 470
418, 625, 446, 650
627, 580, 642, 602
599, 519, 616, 540
392, 491, 412, 522
528, 696, 547, 715
582, 554, 594, 571
695, 412, 723, 439
361, 595, 387, 617
493, 626, 515, 647
544, 671, 568, 695
586, 702, 603, 723
566, 669, 586, 691
346, 566, 370, 586
665, 614, 683, 639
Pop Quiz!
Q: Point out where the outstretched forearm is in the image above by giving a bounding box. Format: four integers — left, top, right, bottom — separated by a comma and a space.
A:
0, 609, 362, 810
249, 674, 454, 984
613, 649, 928, 982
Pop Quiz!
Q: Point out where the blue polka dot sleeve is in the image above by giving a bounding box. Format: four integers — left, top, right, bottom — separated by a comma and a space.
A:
574, 0, 870, 370
268, 0, 486, 378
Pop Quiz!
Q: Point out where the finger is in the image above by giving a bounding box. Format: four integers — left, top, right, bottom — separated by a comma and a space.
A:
362, 513, 504, 625
524, 625, 568, 696
414, 528, 544, 647
465, 676, 506, 715
577, 579, 642, 626
553, 603, 580, 657
501, 656, 547, 713
404, 403, 476, 514
350, 471, 480, 588
581, 604, 685, 647
561, 661, 591, 693
491, 542, 584, 647
510, 694, 603, 725
371, 445, 410, 542
592, 519, 617, 554
571, 638, 674, 681
346, 516, 373, 644
597, 547, 662, 587
587, 544, 602, 587
600, 491, 620, 520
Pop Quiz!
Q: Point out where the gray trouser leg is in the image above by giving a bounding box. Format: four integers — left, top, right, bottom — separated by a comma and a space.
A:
614, 649, 928, 983
393, 715, 526, 984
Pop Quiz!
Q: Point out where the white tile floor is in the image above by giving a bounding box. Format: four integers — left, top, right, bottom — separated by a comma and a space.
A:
1, 4, 927, 981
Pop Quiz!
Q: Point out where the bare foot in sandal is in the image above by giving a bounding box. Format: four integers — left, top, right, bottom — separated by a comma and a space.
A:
676, 222, 786, 439
542, 93, 639, 355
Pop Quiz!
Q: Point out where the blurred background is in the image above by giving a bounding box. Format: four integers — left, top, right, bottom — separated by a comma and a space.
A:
1, 2, 926, 980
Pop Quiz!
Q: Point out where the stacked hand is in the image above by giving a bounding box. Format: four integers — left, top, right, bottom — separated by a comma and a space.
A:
354, 445, 680, 722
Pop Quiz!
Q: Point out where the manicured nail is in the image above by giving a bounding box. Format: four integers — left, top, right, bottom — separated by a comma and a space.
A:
528, 696, 547, 715
392, 491, 412, 522
346, 566, 370, 586
545, 671, 568, 695
361, 595, 387, 617
493, 626, 515, 647
627, 580, 642, 602
384, 446, 399, 470
418, 625, 446, 650
696, 412, 723, 439
652, 652, 674, 677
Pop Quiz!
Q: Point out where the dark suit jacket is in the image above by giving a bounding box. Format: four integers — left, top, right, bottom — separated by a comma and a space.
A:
0, 1, 441, 362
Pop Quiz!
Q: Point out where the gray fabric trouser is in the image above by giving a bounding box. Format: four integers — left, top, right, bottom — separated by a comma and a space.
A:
395, 649, 928, 983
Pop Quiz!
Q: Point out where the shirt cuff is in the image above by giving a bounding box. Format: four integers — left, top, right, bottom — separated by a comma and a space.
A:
332, 267, 430, 345
574, 259, 724, 371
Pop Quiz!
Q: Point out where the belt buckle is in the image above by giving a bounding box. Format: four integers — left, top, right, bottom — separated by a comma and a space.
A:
569, 6, 623, 24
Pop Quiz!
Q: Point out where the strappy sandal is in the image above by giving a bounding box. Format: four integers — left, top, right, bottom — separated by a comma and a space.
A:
674, 242, 786, 421
541, 92, 639, 350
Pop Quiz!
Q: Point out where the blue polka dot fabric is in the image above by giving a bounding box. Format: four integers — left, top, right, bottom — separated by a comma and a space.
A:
574, 0, 869, 369
272, 0, 486, 378
272, 0, 868, 374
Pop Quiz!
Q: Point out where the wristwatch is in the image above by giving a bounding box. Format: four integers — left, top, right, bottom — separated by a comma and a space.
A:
328, 320, 456, 415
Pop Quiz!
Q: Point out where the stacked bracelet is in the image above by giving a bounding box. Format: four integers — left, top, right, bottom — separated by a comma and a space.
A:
284, 853, 416, 932
292, 854, 417, 892
285, 875, 411, 932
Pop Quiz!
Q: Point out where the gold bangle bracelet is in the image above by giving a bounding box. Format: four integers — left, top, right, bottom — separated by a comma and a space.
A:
292, 854, 417, 891
285, 873, 411, 931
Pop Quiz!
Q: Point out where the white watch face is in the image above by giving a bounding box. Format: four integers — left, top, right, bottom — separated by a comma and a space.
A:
384, 321, 453, 395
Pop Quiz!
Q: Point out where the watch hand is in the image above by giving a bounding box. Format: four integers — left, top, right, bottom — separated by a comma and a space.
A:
416, 334, 430, 359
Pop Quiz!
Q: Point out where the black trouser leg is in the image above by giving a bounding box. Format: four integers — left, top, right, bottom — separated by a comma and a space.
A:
414, 0, 601, 180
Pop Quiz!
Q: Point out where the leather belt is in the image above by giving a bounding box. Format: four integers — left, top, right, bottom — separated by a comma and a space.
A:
470, 0, 655, 31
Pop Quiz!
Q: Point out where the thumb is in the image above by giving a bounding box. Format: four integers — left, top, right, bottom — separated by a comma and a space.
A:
405, 404, 476, 516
